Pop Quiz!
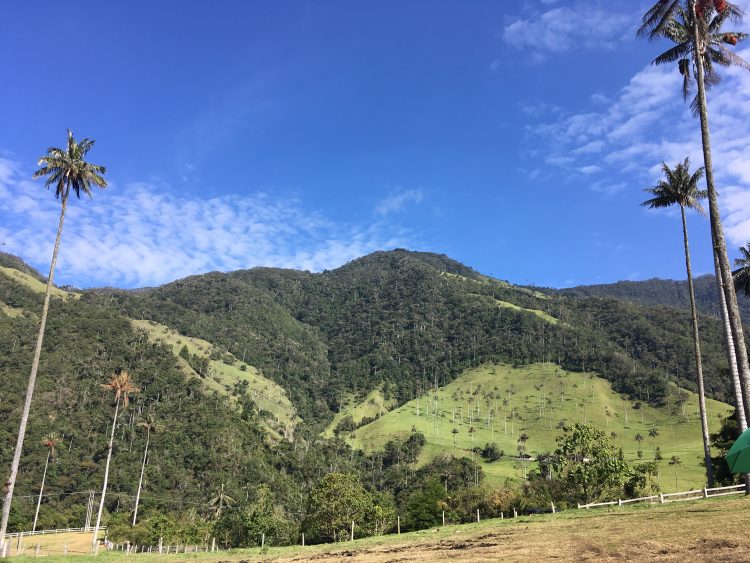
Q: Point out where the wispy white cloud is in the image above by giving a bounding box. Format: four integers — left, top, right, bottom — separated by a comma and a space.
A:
524, 43, 750, 243
0, 162, 415, 288
502, 2, 632, 58
375, 189, 424, 216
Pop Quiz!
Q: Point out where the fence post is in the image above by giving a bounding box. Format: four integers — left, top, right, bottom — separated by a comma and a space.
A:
301, 533, 305, 547
64, 544, 68, 556
618, 498, 622, 507
442, 511, 445, 526
476, 508, 480, 523
551, 502, 555, 514
513, 507, 517, 518
501, 511, 504, 520
158, 537, 163, 553
212, 537, 216, 553
397, 516, 400, 535
35, 543, 40, 557
261, 533, 265, 548
577, 503, 581, 510
659, 493, 664, 504
703, 487, 708, 499
351, 520, 354, 541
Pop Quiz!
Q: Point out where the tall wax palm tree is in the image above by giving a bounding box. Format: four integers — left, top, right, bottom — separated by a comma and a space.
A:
638, 0, 750, 427
642, 158, 714, 485
92, 371, 139, 553
32, 433, 62, 533
132, 414, 161, 526
0, 131, 106, 553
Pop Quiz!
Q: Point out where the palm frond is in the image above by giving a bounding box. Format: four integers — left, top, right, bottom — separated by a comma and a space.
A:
638, 0, 681, 39
33, 130, 107, 201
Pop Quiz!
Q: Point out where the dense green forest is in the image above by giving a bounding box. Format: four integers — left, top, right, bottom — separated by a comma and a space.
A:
90, 250, 735, 422
561, 275, 750, 320
0, 249, 741, 545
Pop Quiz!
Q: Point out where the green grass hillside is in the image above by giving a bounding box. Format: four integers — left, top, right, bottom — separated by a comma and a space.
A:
346, 364, 731, 490
323, 387, 397, 437
132, 319, 300, 440
0, 266, 78, 301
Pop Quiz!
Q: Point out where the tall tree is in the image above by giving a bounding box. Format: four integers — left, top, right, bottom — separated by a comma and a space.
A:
132, 414, 161, 526
32, 433, 62, 533
92, 370, 139, 553
638, 0, 750, 430
208, 484, 235, 521
641, 158, 714, 485
0, 130, 106, 553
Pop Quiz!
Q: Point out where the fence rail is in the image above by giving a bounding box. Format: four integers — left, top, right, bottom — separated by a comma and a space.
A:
578, 484, 747, 510
5, 526, 106, 538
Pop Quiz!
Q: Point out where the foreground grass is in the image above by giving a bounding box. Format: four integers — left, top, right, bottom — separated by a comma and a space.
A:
348, 363, 731, 489
20, 496, 750, 562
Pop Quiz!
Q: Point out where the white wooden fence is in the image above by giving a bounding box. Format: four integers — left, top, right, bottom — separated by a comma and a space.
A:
4, 526, 105, 538
577, 484, 746, 510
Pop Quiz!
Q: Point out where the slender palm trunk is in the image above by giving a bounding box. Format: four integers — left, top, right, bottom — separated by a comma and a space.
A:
715, 253, 748, 429
92, 396, 120, 554
691, 0, 750, 419
681, 206, 714, 486
132, 429, 149, 526
32, 451, 51, 534
0, 193, 68, 556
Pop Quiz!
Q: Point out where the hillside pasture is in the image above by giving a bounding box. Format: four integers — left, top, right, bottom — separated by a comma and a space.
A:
0, 266, 78, 301
132, 319, 299, 440
348, 363, 731, 490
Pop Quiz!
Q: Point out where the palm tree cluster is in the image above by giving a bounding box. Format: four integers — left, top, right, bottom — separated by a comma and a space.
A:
0, 132, 161, 555
0, 131, 108, 554
639, 0, 750, 487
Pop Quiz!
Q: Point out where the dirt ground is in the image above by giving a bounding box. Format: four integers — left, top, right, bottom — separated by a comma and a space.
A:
20, 498, 750, 562
264, 498, 750, 562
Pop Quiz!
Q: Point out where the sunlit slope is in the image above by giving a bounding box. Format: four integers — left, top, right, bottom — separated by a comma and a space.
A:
0, 266, 78, 301
348, 363, 732, 490
323, 387, 397, 437
132, 319, 299, 440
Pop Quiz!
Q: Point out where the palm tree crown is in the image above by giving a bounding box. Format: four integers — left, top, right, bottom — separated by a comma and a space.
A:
101, 370, 140, 406
641, 158, 706, 212
638, 1, 749, 105
733, 243, 750, 296
33, 130, 107, 200
41, 433, 62, 457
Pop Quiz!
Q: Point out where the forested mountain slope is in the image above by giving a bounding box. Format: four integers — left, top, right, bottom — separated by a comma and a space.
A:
0, 267, 299, 532
561, 275, 750, 320
88, 249, 735, 427
0, 249, 741, 537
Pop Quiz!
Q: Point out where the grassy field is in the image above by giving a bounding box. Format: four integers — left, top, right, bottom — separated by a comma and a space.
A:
0, 266, 78, 301
440, 271, 551, 300
0, 300, 26, 318
323, 387, 397, 437
346, 364, 731, 490
17, 496, 750, 561
132, 319, 299, 440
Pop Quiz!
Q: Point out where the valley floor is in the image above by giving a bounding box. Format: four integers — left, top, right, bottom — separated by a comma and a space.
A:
24, 497, 750, 562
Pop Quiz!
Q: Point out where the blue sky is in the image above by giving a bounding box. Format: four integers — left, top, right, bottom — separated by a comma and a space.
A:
2, 0, 750, 288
